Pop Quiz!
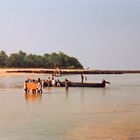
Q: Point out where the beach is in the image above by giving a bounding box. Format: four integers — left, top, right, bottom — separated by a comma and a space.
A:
4, 68, 140, 75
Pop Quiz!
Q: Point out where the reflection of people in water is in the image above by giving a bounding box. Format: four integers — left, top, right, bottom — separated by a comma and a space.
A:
25, 93, 42, 102
65, 87, 69, 99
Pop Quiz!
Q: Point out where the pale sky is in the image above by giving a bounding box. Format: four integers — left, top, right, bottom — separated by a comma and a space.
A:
0, 0, 140, 69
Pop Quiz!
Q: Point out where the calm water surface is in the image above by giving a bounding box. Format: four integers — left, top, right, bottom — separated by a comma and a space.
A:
0, 73, 140, 140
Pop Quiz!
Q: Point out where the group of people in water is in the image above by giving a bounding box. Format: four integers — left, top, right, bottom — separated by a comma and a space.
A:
24, 74, 88, 93
24, 78, 43, 94
44, 77, 62, 87
24, 76, 67, 93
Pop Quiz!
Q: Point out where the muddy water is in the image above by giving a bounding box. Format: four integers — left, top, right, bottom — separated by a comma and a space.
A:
0, 72, 140, 140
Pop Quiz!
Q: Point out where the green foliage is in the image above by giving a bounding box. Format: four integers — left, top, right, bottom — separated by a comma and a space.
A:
25, 54, 44, 68
0, 50, 83, 69
0, 50, 8, 67
7, 51, 27, 67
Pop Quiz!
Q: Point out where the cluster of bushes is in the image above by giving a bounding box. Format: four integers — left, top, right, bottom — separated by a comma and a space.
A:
0, 50, 83, 69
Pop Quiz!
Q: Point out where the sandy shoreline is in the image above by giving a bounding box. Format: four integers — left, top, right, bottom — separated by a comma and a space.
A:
2, 68, 140, 75
0, 68, 50, 76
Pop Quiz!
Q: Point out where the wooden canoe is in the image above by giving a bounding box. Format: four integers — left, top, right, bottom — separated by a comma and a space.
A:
43, 80, 110, 88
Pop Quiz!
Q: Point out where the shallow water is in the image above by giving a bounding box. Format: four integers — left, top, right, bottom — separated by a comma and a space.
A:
0, 72, 140, 140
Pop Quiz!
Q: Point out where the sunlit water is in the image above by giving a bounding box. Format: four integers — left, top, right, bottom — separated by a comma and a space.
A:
0, 72, 140, 140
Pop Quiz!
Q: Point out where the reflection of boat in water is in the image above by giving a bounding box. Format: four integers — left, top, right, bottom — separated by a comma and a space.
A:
43, 80, 110, 88
25, 93, 42, 101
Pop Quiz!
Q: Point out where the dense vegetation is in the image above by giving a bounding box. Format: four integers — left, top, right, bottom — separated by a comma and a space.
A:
0, 50, 83, 69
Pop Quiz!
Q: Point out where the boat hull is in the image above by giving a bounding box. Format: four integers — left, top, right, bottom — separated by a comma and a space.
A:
61, 82, 105, 88
43, 81, 106, 88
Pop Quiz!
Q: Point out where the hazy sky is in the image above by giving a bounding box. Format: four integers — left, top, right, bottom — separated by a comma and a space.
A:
0, 0, 140, 69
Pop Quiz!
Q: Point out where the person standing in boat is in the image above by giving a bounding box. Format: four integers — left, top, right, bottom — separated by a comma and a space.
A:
81, 74, 84, 83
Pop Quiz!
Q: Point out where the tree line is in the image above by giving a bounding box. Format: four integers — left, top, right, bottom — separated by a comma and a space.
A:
0, 50, 83, 69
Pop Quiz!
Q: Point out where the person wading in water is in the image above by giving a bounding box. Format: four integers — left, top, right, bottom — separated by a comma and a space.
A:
81, 74, 84, 83
65, 78, 69, 90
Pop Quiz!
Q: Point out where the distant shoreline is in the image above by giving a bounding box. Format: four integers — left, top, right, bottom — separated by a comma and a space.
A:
4, 68, 140, 75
